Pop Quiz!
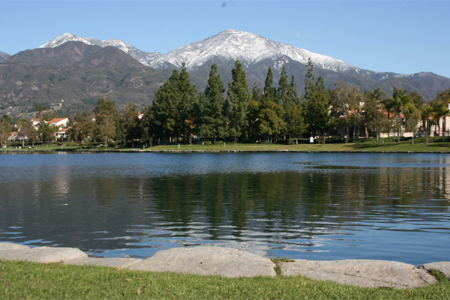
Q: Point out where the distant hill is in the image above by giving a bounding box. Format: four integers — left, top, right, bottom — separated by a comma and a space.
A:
0, 42, 173, 118
1, 30, 450, 119
0, 51, 10, 62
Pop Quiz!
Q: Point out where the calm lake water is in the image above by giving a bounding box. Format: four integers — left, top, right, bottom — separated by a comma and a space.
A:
1, 152, 449, 265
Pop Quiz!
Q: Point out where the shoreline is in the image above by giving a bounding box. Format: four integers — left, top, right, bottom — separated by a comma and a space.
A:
0, 242, 449, 289
2, 149, 450, 154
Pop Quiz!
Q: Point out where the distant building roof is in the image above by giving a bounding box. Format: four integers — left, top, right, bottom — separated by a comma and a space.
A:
48, 117, 68, 124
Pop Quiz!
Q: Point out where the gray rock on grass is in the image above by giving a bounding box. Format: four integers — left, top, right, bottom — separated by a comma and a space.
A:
0, 243, 30, 250
128, 246, 277, 277
0, 246, 87, 263
279, 259, 437, 289
420, 262, 450, 281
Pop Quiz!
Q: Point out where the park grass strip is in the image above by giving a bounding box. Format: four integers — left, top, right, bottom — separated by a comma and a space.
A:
0, 260, 449, 299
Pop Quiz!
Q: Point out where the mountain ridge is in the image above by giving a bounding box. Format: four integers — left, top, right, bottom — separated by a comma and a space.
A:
36, 30, 417, 81
1, 31, 450, 119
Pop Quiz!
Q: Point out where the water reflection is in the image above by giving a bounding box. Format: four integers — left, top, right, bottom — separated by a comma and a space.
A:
0, 153, 449, 264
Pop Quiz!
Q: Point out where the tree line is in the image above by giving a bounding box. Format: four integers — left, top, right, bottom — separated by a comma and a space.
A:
1, 59, 450, 147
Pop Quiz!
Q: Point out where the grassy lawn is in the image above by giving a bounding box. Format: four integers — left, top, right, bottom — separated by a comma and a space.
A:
2, 137, 450, 153
125, 137, 450, 153
0, 261, 449, 299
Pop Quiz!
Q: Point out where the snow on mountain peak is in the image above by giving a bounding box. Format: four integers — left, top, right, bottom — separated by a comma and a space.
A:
38, 33, 160, 66
39, 33, 96, 48
38, 30, 355, 74
149, 29, 353, 72
102, 39, 137, 54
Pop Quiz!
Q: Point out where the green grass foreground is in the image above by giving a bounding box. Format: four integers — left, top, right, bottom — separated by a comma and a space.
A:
0, 261, 449, 299
2, 137, 450, 153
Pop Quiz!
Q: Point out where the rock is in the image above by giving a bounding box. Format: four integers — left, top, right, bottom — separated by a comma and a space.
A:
128, 246, 276, 277
64, 257, 141, 269
0, 246, 87, 263
420, 262, 450, 280
0, 243, 30, 250
279, 259, 437, 289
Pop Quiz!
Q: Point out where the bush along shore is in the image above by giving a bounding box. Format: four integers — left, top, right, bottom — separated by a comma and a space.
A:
1, 243, 450, 299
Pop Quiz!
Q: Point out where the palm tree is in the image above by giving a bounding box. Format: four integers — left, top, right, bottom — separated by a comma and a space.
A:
433, 89, 450, 138
431, 101, 449, 137
390, 88, 415, 142
420, 104, 434, 144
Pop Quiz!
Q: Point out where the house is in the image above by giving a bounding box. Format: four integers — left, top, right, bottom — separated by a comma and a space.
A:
31, 118, 45, 130
54, 126, 72, 140
8, 131, 19, 141
48, 117, 69, 130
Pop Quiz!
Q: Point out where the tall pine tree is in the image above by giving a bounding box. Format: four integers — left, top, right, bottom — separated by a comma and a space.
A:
277, 65, 290, 106
199, 63, 227, 141
227, 60, 251, 143
151, 69, 181, 142
302, 60, 332, 143
178, 63, 197, 143
258, 67, 286, 142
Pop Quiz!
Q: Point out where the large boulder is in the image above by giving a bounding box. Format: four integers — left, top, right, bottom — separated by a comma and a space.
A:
0, 246, 87, 263
0, 243, 30, 250
128, 246, 276, 277
279, 259, 437, 289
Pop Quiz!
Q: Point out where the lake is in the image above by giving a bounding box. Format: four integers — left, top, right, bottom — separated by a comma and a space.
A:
0, 152, 449, 265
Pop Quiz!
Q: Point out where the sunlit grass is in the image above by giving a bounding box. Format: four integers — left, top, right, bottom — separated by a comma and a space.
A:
0, 261, 449, 299
2, 137, 450, 153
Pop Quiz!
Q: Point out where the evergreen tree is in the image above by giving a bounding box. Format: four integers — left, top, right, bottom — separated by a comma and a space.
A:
258, 99, 286, 143
151, 70, 181, 143
200, 63, 227, 141
151, 64, 197, 144
302, 61, 332, 143
252, 82, 262, 102
227, 60, 251, 143
284, 75, 303, 139
286, 104, 306, 141
257, 67, 286, 142
303, 58, 315, 103
277, 65, 290, 106
289, 75, 300, 105
247, 98, 261, 141
178, 63, 197, 143
140, 104, 155, 146
263, 67, 276, 102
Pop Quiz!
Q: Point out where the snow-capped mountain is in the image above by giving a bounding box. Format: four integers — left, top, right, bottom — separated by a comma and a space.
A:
39, 33, 92, 48
149, 29, 354, 73
38, 30, 384, 79
36, 30, 435, 82
39, 33, 161, 66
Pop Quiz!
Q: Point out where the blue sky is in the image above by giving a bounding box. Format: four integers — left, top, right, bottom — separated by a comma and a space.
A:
1, 0, 450, 78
